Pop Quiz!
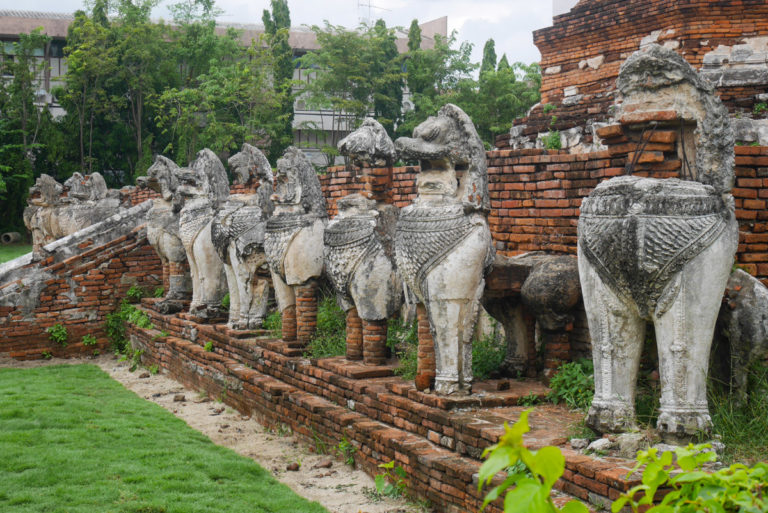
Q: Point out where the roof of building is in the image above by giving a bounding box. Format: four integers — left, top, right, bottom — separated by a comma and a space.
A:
0, 10, 447, 52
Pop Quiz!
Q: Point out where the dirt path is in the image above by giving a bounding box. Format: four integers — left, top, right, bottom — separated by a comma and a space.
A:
0, 355, 428, 513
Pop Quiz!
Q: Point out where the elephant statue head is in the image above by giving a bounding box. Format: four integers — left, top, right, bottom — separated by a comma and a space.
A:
338, 117, 396, 168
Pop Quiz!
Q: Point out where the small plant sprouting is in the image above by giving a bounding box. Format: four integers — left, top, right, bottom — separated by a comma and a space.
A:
82, 334, 98, 346
311, 428, 328, 455
264, 309, 282, 338
335, 437, 357, 467
46, 323, 68, 347
148, 364, 160, 375
204, 341, 214, 352
374, 460, 408, 499
221, 293, 230, 311
153, 287, 165, 298
518, 392, 541, 407
41, 351, 52, 360
542, 103, 557, 114
753, 102, 767, 116
129, 349, 144, 372
547, 359, 595, 411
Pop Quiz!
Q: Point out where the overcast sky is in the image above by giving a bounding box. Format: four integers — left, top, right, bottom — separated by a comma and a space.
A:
16, 0, 553, 65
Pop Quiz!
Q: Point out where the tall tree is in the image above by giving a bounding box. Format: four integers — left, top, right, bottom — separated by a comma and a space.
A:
407, 19, 421, 52
262, 0, 294, 162
0, 29, 51, 230
371, 19, 403, 136
479, 38, 497, 80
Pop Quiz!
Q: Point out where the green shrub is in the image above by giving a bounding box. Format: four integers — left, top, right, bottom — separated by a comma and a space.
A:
542, 103, 557, 114
104, 300, 154, 353
46, 323, 68, 347
125, 285, 145, 303
153, 287, 164, 298
204, 341, 214, 352
753, 102, 767, 116
472, 331, 506, 381
613, 443, 768, 513
546, 359, 594, 411
221, 293, 230, 311
304, 296, 346, 358
264, 309, 282, 338
479, 409, 589, 512
81, 334, 98, 346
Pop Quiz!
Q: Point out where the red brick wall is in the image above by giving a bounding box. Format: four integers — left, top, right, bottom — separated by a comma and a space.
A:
319, 147, 768, 286
0, 229, 162, 359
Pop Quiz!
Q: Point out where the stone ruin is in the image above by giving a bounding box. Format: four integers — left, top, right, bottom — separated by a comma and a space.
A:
394, 104, 495, 395
264, 146, 327, 345
24, 172, 125, 259
578, 44, 739, 440
137, 156, 191, 313
177, 149, 230, 321
325, 119, 402, 365
212, 144, 274, 330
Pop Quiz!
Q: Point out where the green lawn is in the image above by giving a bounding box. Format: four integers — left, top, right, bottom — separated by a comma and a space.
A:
0, 244, 32, 263
0, 365, 328, 513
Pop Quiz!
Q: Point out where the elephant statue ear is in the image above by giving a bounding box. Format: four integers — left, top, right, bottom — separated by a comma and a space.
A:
194, 148, 230, 206
439, 103, 490, 212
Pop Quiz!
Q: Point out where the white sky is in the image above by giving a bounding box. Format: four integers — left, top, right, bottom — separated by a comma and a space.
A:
12, 0, 554, 65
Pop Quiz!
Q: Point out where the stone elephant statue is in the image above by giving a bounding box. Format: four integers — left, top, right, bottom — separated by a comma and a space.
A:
264, 146, 327, 344
211, 143, 274, 330
394, 104, 494, 395
177, 149, 230, 320
325, 119, 402, 365
577, 45, 739, 440
136, 155, 191, 312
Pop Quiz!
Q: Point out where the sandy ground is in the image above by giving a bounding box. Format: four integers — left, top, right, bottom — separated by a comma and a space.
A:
0, 355, 429, 513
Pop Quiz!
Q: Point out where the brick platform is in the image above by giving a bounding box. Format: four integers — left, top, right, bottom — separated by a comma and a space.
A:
128, 304, 642, 512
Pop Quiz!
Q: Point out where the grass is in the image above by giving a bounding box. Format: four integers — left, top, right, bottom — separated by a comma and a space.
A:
0, 243, 31, 263
0, 364, 328, 513
304, 295, 346, 359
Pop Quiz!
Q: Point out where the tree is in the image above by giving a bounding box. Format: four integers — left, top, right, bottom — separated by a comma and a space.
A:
262, 0, 294, 162
0, 29, 51, 231
479, 38, 497, 80
298, 22, 406, 164
407, 19, 421, 52
154, 36, 286, 165
57, 10, 117, 171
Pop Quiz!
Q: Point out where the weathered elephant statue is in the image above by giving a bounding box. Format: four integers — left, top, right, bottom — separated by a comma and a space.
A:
177, 149, 230, 320
577, 45, 739, 440
325, 119, 402, 365
264, 146, 327, 344
24, 172, 124, 258
211, 144, 274, 330
136, 155, 191, 313
394, 104, 495, 395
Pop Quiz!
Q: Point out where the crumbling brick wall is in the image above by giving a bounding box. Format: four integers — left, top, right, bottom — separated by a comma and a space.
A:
503, 0, 768, 148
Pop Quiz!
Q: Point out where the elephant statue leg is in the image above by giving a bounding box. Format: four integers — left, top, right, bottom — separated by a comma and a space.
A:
579, 245, 646, 433
654, 228, 736, 439
223, 244, 241, 329
191, 223, 226, 317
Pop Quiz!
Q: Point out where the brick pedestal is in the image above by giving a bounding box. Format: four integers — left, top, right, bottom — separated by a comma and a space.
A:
415, 304, 436, 391
362, 319, 388, 365
296, 280, 319, 345
345, 307, 363, 360
281, 305, 297, 342
542, 326, 572, 381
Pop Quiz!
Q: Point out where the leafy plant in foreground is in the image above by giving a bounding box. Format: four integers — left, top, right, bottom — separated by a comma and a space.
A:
46, 323, 68, 347
81, 334, 98, 346
613, 443, 768, 513
479, 409, 588, 512
125, 285, 146, 303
